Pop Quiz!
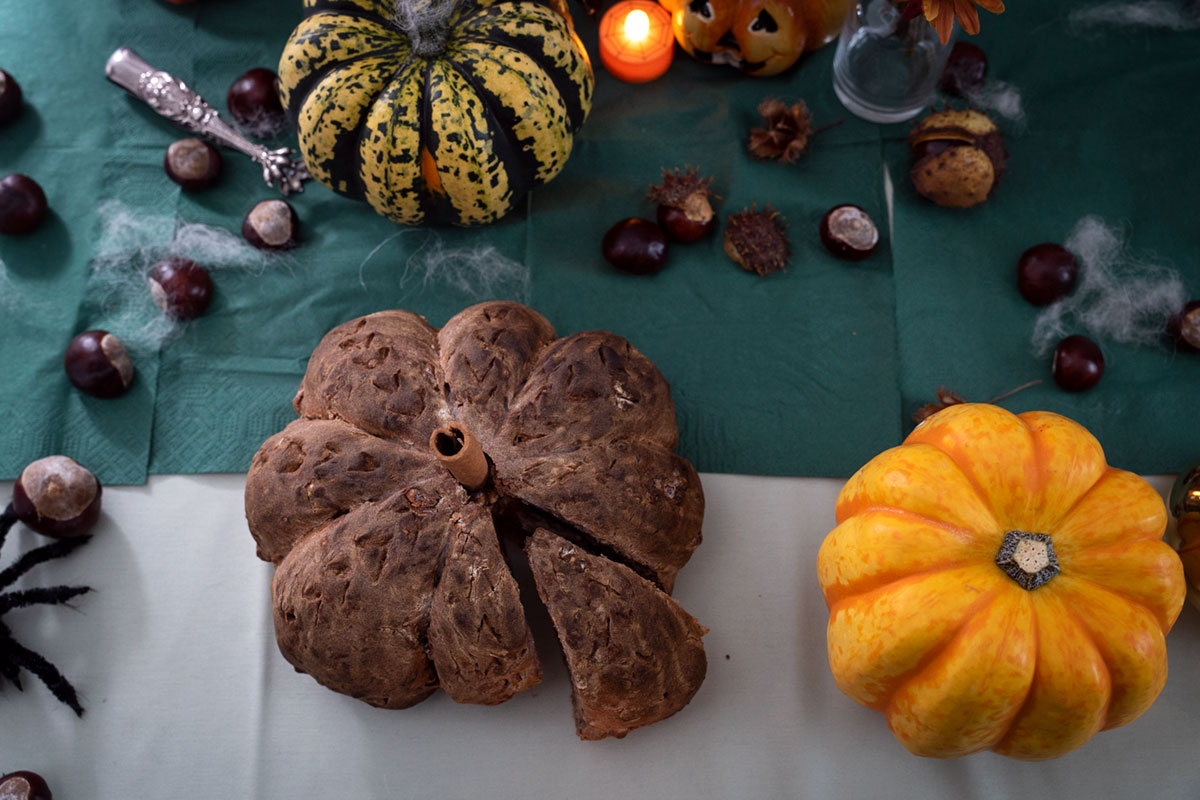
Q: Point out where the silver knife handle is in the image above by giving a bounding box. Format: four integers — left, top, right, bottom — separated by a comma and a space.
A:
105, 47, 310, 196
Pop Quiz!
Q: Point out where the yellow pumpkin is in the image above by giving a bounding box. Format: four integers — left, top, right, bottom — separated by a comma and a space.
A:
817, 403, 1185, 760
657, 0, 848, 76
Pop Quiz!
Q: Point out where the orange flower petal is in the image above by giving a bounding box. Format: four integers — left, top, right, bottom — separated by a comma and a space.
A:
935, 5, 955, 42
975, 0, 1005, 13
955, 0, 981, 34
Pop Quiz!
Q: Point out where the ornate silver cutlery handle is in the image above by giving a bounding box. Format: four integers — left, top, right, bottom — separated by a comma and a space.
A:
105, 47, 310, 195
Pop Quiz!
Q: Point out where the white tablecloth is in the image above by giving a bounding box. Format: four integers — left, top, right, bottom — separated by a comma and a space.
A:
2, 473, 1197, 798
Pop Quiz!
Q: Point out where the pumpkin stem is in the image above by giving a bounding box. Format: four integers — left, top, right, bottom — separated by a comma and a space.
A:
995, 530, 1060, 590
430, 422, 490, 491
393, 0, 460, 57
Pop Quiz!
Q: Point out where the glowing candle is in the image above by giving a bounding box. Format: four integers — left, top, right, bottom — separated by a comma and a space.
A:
598, 0, 674, 83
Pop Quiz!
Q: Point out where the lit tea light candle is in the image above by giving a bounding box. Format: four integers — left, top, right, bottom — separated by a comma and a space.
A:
598, 0, 674, 83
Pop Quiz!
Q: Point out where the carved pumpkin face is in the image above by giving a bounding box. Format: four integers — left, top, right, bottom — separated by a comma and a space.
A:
660, 0, 847, 76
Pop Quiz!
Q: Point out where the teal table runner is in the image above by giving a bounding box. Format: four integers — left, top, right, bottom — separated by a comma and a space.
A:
0, 0, 1197, 484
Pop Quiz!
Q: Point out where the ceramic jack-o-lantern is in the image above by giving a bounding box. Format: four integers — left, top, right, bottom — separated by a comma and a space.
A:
658, 0, 848, 76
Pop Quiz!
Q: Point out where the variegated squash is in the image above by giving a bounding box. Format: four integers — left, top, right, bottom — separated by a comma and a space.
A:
818, 403, 1185, 760
278, 0, 593, 226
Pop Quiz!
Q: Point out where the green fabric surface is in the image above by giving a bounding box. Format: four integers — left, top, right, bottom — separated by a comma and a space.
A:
0, 0, 1196, 485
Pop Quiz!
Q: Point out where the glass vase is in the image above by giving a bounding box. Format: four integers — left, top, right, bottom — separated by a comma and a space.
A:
831, 0, 953, 124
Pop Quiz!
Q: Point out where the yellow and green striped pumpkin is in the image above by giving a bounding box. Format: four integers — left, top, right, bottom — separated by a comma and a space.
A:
279, 0, 594, 226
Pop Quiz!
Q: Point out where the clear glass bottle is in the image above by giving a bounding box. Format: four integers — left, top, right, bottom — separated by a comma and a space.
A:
831, 0, 953, 124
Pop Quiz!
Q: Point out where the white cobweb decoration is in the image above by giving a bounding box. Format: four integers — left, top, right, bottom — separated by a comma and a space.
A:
358, 230, 530, 304
1031, 216, 1186, 355
89, 199, 293, 355
965, 81, 1026, 127
1068, 0, 1200, 32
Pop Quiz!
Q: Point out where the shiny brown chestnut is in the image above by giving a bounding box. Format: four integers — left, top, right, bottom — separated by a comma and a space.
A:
149, 258, 214, 320
908, 110, 1007, 209
820, 204, 879, 262
657, 204, 713, 244
164, 138, 222, 191
0, 771, 52, 800
1017, 243, 1078, 306
242, 199, 299, 251
940, 42, 988, 97
12, 456, 102, 539
1052, 335, 1104, 392
64, 330, 134, 398
1167, 300, 1200, 352
602, 218, 668, 275
0, 69, 23, 126
227, 68, 287, 137
0, 173, 48, 235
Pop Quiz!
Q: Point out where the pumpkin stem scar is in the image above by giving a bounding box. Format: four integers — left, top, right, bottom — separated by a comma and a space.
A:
392, 0, 459, 57
995, 531, 1059, 590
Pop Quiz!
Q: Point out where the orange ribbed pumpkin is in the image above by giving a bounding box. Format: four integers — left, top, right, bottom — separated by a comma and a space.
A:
817, 403, 1185, 760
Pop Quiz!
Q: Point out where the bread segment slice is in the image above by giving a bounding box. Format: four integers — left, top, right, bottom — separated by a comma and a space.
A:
525, 529, 707, 740
428, 505, 542, 704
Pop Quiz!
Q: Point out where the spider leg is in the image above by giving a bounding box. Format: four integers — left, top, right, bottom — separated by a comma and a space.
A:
0, 585, 92, 615
0, 504, 16, 554
0, 535, 92, 591
4, 630, 85, 716
0, 623, 23, 690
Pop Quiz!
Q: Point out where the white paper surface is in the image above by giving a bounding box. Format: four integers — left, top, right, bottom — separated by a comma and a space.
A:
1, 473, 1197, 798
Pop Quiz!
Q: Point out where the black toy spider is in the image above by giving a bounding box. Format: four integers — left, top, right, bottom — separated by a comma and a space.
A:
0, 504, 93, 715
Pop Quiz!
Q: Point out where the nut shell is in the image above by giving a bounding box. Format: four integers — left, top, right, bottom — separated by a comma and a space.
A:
910, 146, 995, 209
0, 69, 23, 126
909, 110, 1006, 209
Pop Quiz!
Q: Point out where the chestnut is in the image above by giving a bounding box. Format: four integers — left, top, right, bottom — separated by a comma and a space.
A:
0, 771, 52, 800
819, 204, 879, 262
64, 330, 134, 398
0, 173, 48, 235
908, 109, 1006, 209
1052, 335, 1104, 392
0, 69, 23, 127
1167, 300, 1200, 352
164, 138, 222, 191
242, 199, 299, 251
657, 204, 713, 244
149, 258, 214, 320
227, 67, 287, 137
940, 42, 988, 97
12, 456, 101, 539
1017, 243, 1078, 306
602, 218, 668, 275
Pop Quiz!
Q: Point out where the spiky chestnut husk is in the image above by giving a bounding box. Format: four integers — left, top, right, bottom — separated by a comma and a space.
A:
908, 109, 1007, 208
749, 99, 814, 163
647, 167, 716, 243
724, 206, 789, 276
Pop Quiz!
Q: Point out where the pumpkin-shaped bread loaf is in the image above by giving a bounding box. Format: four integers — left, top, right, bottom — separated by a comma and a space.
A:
245, 302, 706, 739
278, 0, 593, 226
818, 404, 1185, 760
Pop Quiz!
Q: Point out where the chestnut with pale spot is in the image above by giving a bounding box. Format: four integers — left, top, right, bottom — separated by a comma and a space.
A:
164, 137, 222, 191
149, 257, 213, 320
820, 204, 878, 262
12, 455, 102, 539
242, 199, 299, 250
63, 330, 134, 398
0, 770, 53, 800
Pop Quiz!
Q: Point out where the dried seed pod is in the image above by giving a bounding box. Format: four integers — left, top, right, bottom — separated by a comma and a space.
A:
908, 109, 1007, 208
647, 167, 717, 243
724, 206, 789, 276
748, 99, 814, 163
